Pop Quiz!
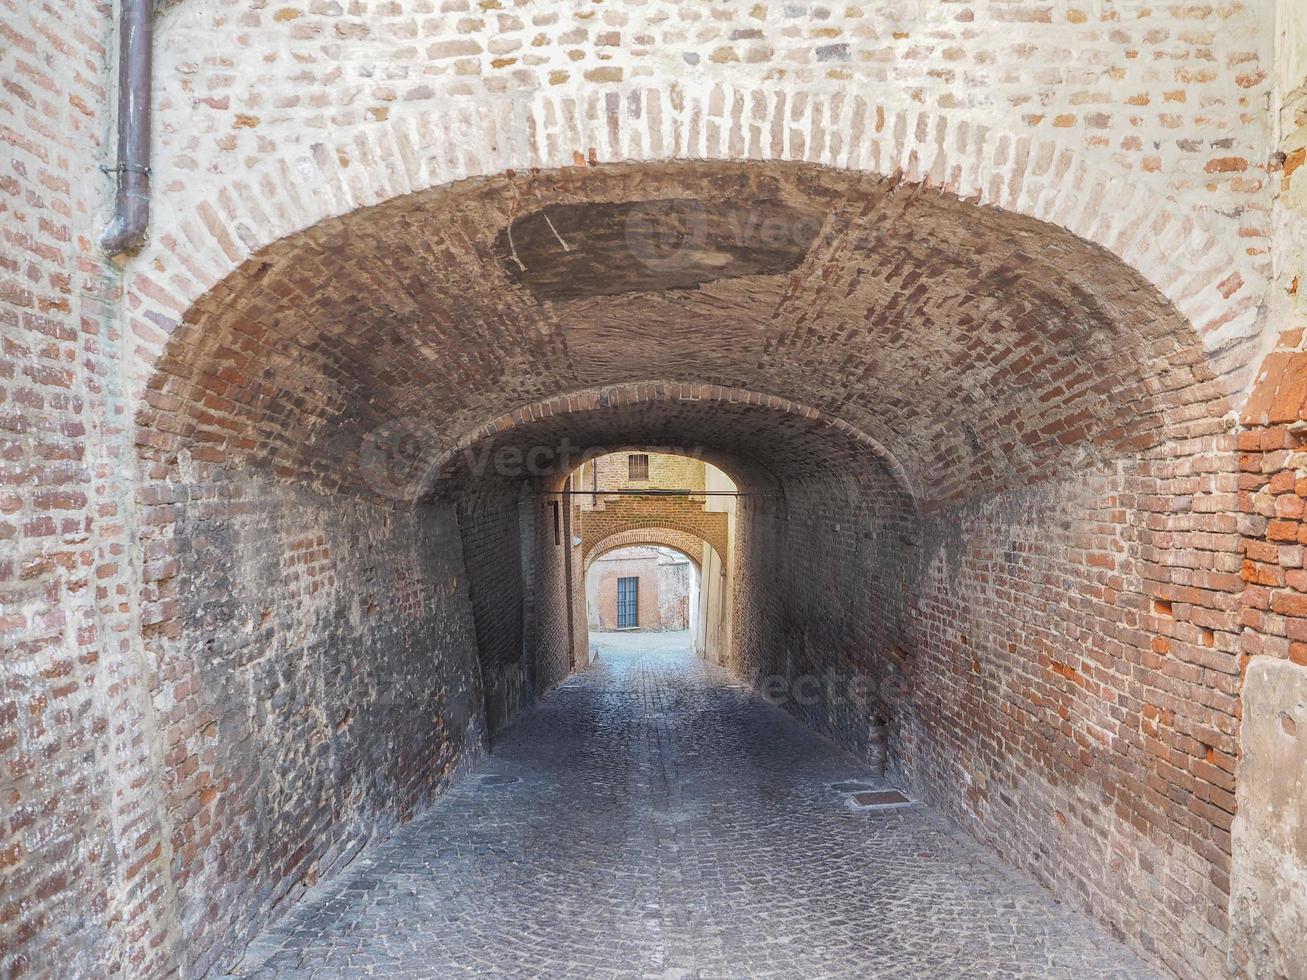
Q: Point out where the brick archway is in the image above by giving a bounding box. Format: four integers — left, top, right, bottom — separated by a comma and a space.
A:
127, 158, 1240, 979
586, 529, 711, 571
580, 500, 727, 571
430, 382, 916, 506
136, 160, 1226, 511
6, 1, 1291, 976
128, 90, 1263, 403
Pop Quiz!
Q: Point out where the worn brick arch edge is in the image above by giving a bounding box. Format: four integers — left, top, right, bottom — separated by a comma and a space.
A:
427, 382, 920, 508
124, 82, 1263, 404
586, 533, 716, 573
586, 525, 725, 574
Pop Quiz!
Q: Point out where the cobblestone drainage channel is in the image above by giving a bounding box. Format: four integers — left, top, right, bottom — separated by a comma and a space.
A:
831, 781, 912, 809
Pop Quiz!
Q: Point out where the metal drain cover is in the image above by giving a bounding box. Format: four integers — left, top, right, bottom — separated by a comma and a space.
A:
480, 774, 520, 787
853, 789, 910, 807
831, 781, 878, 793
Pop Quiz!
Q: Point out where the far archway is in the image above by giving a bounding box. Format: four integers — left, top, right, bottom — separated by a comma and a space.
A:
573, 451, 738, 666
584, 533, 728, 663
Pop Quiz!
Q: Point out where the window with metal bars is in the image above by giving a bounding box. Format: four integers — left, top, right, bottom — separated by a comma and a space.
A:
628, 453, 649, 481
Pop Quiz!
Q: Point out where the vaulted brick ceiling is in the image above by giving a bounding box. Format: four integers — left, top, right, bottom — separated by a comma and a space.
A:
144, 161, 1213, 506
424, 394, 911, 519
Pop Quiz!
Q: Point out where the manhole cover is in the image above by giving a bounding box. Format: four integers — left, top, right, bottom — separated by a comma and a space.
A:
853, 789, 910, 807
480, 774, 520, 787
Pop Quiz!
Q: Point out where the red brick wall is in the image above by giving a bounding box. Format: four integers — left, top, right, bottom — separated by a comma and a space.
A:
1237, 353, 1307, 663
909, 437, 1241, 978
719, 412, 1241, 979
0, 0, 171, 974
1230, 367, 1307, 974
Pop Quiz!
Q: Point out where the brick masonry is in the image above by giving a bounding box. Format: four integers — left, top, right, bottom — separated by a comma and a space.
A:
128, 0, 1274, 396
0, 0, 166, 974
3, 2, 1306, 978
579, 451, 707, 495
579, 495, 727, 572
586, 527, 705, 571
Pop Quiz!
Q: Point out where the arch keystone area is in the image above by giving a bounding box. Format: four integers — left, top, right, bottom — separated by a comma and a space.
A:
127, 86, 1265, 403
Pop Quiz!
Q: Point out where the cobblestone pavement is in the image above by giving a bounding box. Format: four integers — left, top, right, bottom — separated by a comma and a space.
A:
233, 631, 1158, 979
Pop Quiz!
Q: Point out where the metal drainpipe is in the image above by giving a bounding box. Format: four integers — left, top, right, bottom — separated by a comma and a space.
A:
101, 0, 152, 255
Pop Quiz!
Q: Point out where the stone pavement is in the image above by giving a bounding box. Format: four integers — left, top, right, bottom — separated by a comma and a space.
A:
232, 631, 1158, 979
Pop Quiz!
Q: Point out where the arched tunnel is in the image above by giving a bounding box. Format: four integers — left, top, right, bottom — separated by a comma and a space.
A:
124, 160, 1241, 975
15, 0, 1307, 971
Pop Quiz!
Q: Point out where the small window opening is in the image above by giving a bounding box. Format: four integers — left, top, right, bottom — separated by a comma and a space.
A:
628, 453, 649, 481
550, 500, 561, 545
